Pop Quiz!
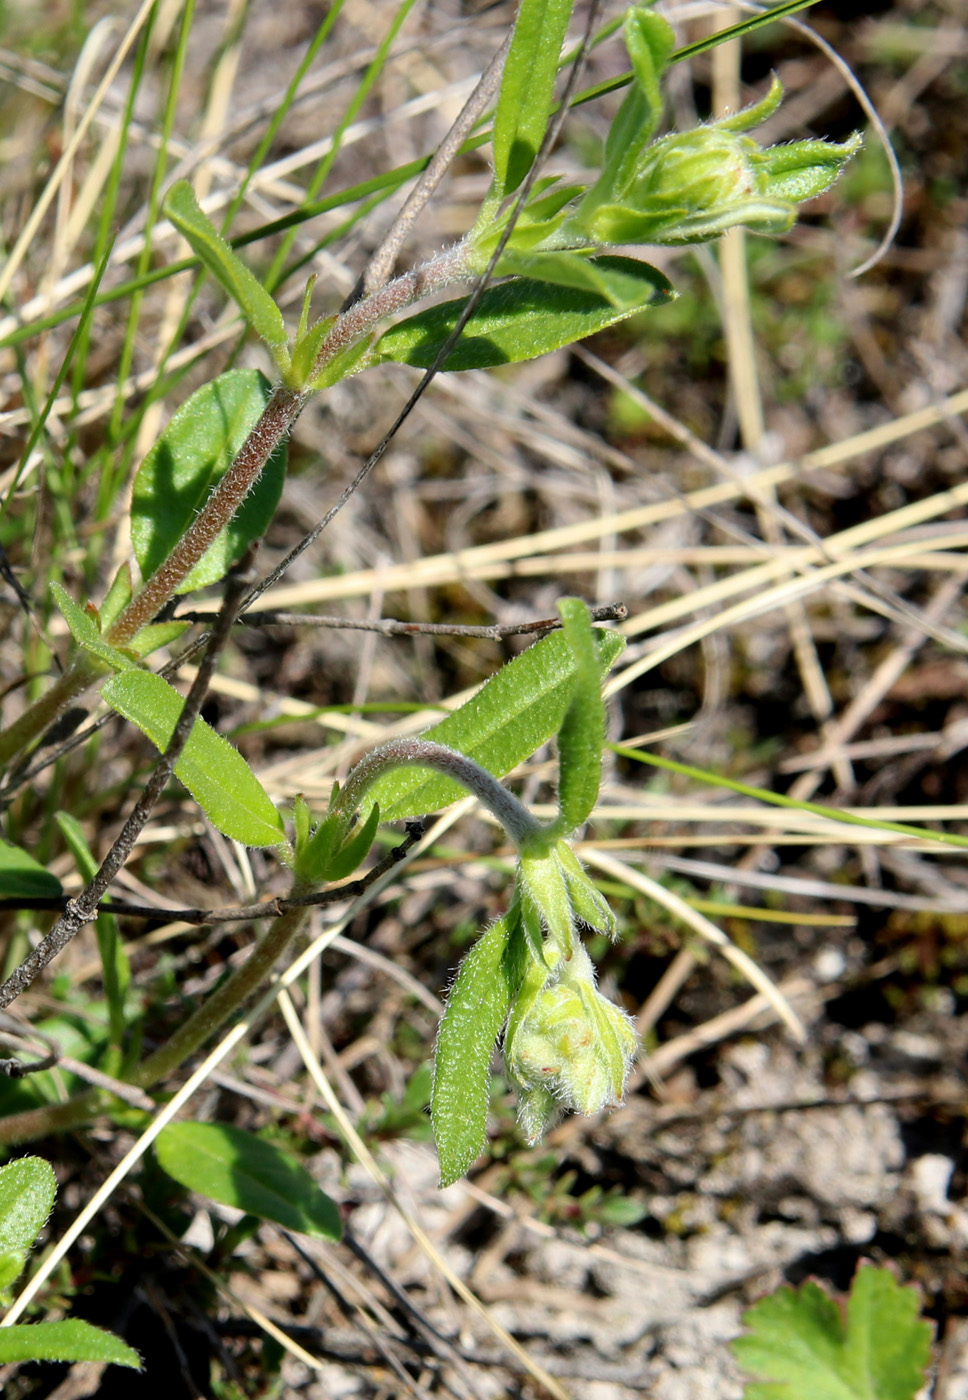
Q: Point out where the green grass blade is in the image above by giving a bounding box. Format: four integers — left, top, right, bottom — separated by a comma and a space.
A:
611, 744, 968, 852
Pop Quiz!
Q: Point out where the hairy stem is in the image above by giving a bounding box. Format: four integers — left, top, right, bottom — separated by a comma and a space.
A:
310, 244, 469, 379
0, 1088, 105, 1148
107, 383, 305, 645
333, 738, 543, 850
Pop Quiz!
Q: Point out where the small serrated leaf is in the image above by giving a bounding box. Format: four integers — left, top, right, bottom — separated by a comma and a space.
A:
731, 1264, 933, 1400
370, 257, 674, 372
155, 1122, 342, 1240
0, 1320, 141, 1368
130, 368, 286, 594
100, 671, 285, 847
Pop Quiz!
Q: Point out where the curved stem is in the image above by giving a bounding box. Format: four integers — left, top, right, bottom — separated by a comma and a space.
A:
333, 738, 544, 851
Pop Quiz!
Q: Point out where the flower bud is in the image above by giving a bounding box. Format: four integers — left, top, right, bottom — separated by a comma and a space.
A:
563, 76, 860, 249
504, 943, 637, 1144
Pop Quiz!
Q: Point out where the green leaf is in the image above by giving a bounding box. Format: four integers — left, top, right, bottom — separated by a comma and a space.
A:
100, 562, 133, 632
127, 620, 191, 659
155, 1122, 342, 1240
50, 581, 137, 674
0, 841, 62, 899
324, 801, 381, 881
492, 0, 575, 196
294, 801, 381, 885
603, 6, 674, 176
100, 671, 286, 847
0, 1320, 140, 1368
432, 913, 522, 1186
0, 1248, 27, 1294
732, 1264, 933, 1400
130, 368, 287, 594
368, 624, 625, 821
0, 1156, 56, 1256
370, 256, 674, 371
493, 249, 636, 299
553, 598, 604, 831
164, 181, 287, 357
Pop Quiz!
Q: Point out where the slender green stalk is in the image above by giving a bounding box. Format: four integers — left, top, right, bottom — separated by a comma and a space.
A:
0, 1089, 105, 1148
132, 903, 309, 1089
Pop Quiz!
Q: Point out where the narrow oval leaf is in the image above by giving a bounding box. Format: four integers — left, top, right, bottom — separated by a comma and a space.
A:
50, 581, 136, 674
164, 181, 287, 352
0, 1156, 56, 1255
325, 801, 381, 882
493, 0, 575, 196
100, 671, 285, 847
0, 1320, 141, 1368
131, 368, 287, 594
155, 1122, 342, 1240
432, 914, 517, 1186
368, 625, 625, 821
0, 841, 63, 899
370, 256, 674, 370
127, 620, 190, 660
554, 598, 604, 831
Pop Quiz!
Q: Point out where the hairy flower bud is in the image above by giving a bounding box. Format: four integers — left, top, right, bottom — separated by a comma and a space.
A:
504, 942, 637, 1144
562, 76, 861, 250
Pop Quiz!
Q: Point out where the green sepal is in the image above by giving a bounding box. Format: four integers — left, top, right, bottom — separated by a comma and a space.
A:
518, 847, 574, 959
758, 131, 864, 203
603, 7, 675, 179
557, 842, 616, 937
293, 794, 312, 852
717, 71, 784, 132
289, 315, 334, 388
325, 802, 381, 882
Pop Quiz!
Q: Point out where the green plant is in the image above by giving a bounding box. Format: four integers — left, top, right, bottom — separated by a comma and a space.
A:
731, 1262, 933, 1400
0, 1157, 139, 1369
0, 0, 861, 1359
